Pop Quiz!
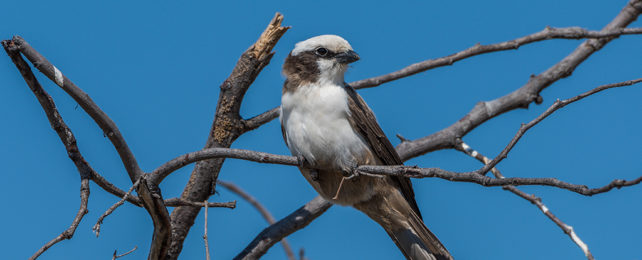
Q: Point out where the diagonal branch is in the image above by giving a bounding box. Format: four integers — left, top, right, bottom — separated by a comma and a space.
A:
3, 39, 93, 260
218, 181, 296, 260
167, 13, 290, 259
4, 36, 172, 259
6, 36, 143, 181
234, 196, 332, 260
349, 27, 642, 90
396, 0, 642, 160
478, 78, 642, 175
455, 140, 594, 260
93, 178, 142, 237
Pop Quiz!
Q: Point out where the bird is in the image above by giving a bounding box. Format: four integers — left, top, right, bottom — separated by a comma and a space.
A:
279, 35, 452, 260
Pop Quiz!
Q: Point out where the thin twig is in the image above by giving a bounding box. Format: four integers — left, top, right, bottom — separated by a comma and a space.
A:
204, 201, 211, 260
350, 27, 642, 89
455, 140, 594, 260
30, 179, 90, 260
218, 181, 296, 260
112, 246, 138, 260
93, 178, 142, 237
505, 186, 594, 260
479, 78, 642, 175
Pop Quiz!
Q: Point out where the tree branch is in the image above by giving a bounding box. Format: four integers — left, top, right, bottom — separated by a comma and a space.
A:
150, 148, 298, 184
155, 77, 641, 258
204, 202, 211, 260
163, 198, 236, 208
6, 36, 143, 181
455, 140, 594, 260
112, 246, 138, 260
218, 181, 296, 260
29, 179, 90, 260
3, 37, 93, 260
357, 164, 641, 195
148, 143, 639, 195
4, 36, 172, 259
234, 196, 332, 260
396, 0, 642, 160
478, 78, 642, 175
93, 178, 141, 237
167, 13, 290, 259
350, 27, 642, 90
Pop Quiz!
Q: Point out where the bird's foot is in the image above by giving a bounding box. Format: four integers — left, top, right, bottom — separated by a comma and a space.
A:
309, 169, 319, 181
341, 162, 360, 180
297, 154, 310, 168
297, 155, 320, 182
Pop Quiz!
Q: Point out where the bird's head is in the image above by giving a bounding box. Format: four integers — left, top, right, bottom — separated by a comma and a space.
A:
283, 35, 359, 86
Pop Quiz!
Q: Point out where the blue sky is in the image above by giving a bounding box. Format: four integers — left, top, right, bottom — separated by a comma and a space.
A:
2, 0, 641, 259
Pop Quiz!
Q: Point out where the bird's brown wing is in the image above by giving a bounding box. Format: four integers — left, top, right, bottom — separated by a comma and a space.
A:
343, 83, 422, 219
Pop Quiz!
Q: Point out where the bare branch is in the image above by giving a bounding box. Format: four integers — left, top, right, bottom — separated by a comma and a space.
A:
204, 202, 211, 260
91, 172, 143, 206
112, 246, 138, 260
93, 178, 142, 237
168, 13, 290, 258
479, 78, 642, 175
242, 107, 280, 132
218, 181, 296, 260
455, 140, 594, 260
3, 36, 173, 258
163, 198, 236, 208
143, 144, 640, 195
235, 196, 332, 260
150, 148, 298, 184
3, 39, 92, 260
504, 185, 594, 260
350, 27, 642, 90
30, 179, 90, 260
396, 0, 642, 160
6, 36, 143, 181
357, 164, 641, 195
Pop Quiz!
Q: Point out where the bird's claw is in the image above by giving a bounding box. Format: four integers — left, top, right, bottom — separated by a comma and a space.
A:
310, 169, 319, 181
342, 163, 360, 179
297, 154, 310, 168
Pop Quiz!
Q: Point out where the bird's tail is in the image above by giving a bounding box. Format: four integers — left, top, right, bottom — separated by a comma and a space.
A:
355, 193, 452, 260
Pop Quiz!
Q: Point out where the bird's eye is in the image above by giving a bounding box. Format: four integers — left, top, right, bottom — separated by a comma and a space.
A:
315, 47, 328, 56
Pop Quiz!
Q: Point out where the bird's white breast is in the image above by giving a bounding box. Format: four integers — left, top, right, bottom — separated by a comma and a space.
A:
280, 83, 370, 171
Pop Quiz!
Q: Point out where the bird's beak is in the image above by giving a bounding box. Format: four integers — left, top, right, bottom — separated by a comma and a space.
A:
336, 50, 360, 64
